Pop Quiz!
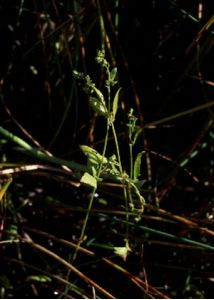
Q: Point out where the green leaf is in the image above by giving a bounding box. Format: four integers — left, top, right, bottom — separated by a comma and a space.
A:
133, 151, 144, 180
89, 97, 108, 116
80, 145, 108, 166
26, 275, 52, 283
110, 67, 117, 81
133, 127, 142, 144
110, 67, 118, 85
0, 177, 12, 201
93, 86, 105, 104
112, 87, 121, 119
80, 172, 97, 188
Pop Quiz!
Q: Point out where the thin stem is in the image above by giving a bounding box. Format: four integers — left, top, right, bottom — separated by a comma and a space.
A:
111, 123, 123, 174
72, 122, 110, 261
129, 143, 133, 179
111, 123, 131, 244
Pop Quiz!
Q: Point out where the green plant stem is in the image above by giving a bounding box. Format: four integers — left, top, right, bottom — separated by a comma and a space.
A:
122, 186, 129, 244
111, 123, 131, 244
72, 123, 110, 261
111, 123, 123, 174
98, 124, 110, 175
72, 187, 97, 263
129, 143, 133, 179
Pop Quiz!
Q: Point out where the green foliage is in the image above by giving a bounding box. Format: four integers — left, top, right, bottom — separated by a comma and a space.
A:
80, 145, 108, 167
133, 151, 144, 181
112, 87, 121, 121
0, 178, 13, 201
80, 172, 97, 189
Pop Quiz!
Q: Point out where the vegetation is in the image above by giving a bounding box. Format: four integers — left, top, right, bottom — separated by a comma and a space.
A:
0, 0, 213, 298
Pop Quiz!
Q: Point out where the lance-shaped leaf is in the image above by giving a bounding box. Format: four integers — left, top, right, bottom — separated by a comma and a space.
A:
80, 145, 108, 167
92, 86, 105, 104
133, 151, 144, 180
89, 97, 108, 117
108, 67, 118, 86
110, 67, 118, 82
112, 87, 121, 120
0, 177, 13, 202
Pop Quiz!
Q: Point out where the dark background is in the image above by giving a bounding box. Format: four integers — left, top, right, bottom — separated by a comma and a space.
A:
0, 0, 213, 298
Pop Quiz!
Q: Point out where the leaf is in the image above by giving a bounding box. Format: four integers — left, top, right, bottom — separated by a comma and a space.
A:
133, 151, 144, 180
89, 97, 108, 116
27, 275, 52, 283
110, 67, 118, 83
80, 172, 97, 188
133, 127, 142, 145
0, 178, 13, 202
93, 86, 105, 104
80, 145, 108, 166
112, 87, 121, 119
